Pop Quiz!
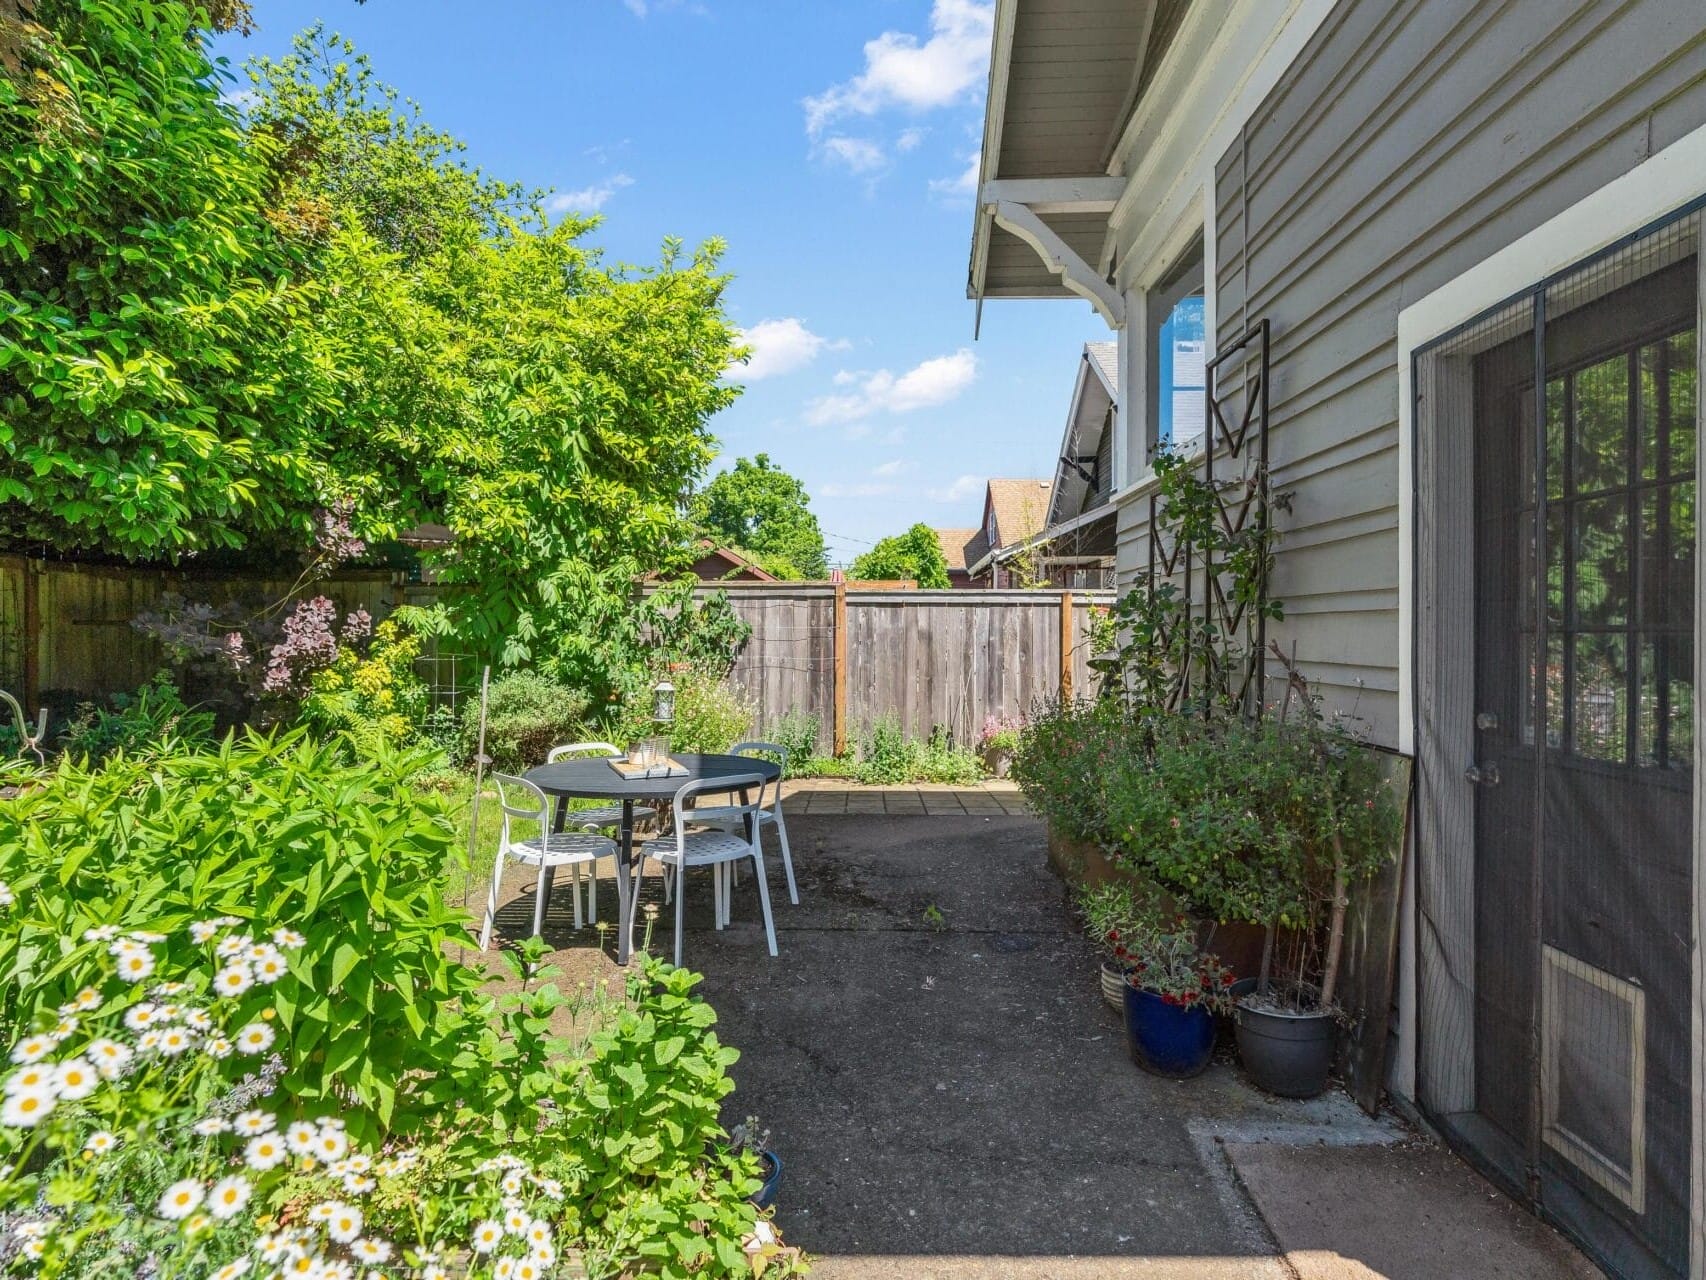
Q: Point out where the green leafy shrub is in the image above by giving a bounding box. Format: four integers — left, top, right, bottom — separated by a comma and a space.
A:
58, 674, 215, 763
298, 619, 431, 754
1011, 698, 1128, 839
459, 672, 589, 773
0, 734, 479, 1139
854, 719, 983, 785
766, 710, 823, 766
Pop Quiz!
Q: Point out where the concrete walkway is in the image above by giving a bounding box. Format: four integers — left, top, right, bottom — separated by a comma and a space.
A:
482, 807, 1603, 1278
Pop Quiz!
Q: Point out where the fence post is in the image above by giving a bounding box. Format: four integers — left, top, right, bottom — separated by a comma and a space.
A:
21, 560, 39, 709
833, 579, 848, 755
1059, 590, 1074, 702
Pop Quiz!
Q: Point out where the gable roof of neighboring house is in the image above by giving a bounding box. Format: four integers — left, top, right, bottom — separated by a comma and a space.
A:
684, 543, 779, 582
1046, 341, 1120, 527
934, 528, 982, 575
985, 478, 1053, 548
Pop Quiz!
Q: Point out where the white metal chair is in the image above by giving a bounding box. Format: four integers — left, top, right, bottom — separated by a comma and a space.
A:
687, 741, 799, 905
630, 774, 778, 966
546, 742, 630, 832
478, 773, 617, 951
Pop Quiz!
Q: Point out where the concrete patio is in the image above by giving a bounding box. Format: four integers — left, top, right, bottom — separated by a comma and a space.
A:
481, 792, 1603, 1278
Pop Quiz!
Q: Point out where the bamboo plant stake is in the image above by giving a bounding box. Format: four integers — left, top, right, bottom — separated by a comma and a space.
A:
459, 667, 493, 956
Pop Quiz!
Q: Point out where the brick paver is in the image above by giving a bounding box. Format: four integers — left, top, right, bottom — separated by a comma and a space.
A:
780, 778, 1028, 816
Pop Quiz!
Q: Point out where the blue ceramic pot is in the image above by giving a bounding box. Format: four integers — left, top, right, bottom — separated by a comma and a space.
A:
1122, 985, 1216, 1079
749, 1150, 782, 1209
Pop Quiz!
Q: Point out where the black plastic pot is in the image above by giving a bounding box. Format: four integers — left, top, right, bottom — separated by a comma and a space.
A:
1233, 997, 1336, 1098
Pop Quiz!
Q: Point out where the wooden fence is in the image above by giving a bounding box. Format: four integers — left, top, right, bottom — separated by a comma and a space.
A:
0, 556, 410, 709
697, 583, 1114, 755
0, 561, 1113, 754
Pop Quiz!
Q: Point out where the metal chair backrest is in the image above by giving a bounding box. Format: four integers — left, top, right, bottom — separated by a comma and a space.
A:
731, 742, 787, 813
492, 772, 550, 848
546, 741, 622, 763
669, 773, 768, 851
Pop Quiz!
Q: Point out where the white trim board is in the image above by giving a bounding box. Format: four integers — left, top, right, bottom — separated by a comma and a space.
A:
1391, 124, 1706, 1278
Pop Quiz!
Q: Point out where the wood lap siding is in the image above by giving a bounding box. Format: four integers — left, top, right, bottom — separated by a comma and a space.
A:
1118, 0, 1706, 747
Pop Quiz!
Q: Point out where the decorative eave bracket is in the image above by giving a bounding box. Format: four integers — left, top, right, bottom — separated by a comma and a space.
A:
988, 196, 1125, 329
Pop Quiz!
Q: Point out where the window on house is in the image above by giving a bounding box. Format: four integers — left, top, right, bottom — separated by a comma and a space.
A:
1145, 238, 1206, 462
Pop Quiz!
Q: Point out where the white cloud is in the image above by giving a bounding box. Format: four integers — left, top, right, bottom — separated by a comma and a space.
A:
930, 149, 981, 200
546, 173, 634, 214
928, 473, 984, 504
219, 88, 259, 112
733, 318, 846, 382
804, 0, 994, 137
821, 136, 888, 174
873, 458, 910, 477
805, 349, 978, 427
897, 127, 927, 152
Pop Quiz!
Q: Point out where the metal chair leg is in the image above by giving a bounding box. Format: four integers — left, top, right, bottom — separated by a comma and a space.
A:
478, 850, 505, 951
773, 808, 798, 905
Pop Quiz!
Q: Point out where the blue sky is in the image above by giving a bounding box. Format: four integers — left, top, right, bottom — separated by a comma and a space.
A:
215, 1, 1097, 564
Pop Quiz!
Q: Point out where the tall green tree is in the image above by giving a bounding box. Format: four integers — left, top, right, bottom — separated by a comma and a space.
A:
0, 0, 343, 556
851, 522, 950, 588
245, 29, 742, 665
689, 453, 826, 580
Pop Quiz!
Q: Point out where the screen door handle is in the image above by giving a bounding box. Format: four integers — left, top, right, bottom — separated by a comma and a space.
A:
1465, 762, 1500, 787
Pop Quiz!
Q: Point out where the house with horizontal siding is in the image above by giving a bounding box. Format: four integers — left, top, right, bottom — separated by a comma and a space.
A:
967, 3, 1706, 1276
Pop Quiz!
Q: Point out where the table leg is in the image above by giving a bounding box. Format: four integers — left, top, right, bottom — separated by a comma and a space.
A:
616, 799, 634, 966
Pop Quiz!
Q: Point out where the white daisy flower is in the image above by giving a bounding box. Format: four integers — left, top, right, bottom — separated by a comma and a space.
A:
513, 1260, 543, 1280
209, 1260, 250, 1280
252, 952, 288, 985
318, 1262, 353, 1280
342, 1153, 371, 1173
19, 1238, 43, 1260
53, 1057, 98, 1100
0, 882, 13, 907
10, 1036, 52, 1065
124, 1005, 159, 1032
136, 1030, 163, 1052
214, 936, 250, 959
153, 981, 188, 997
207, 1175, 251, 1220
314, 1126, 348, 1162
234, 1108, 274, 1136
84, 1129, 118, 1154
115, 951, 156, 983
157, 1003, 182, 1021
350, 1237, 390, 1264
500, 1171, 524, 1195
193, 1116, 230, 1136
532, 1242, 557, 1266
244, 1133, 287, 1170
189, 920, 222, 944
494, 1257, 517, 1280
130, 930, 166, 944
51, 1016, 78, 1039
421, 1267, 449, 1280
526, 1220, 552, 1247
234, 1023, 274, 1055
273, 928, 306, 950
184, 1008, 213, 1031
214, 965, 254, 998
2, 1087, 57, 1128
157, 1178, 204, 1220
74, 986, 101, 1011
13, 1221, 44, 1239
340, 1172, 374, 1195
325, 1204, 363, 1244
158, 1028, 194, 1056
204, 1037, 234, 1060
5, 1064, 54, 1096
503, 1208, 531, 1236
253, 1232, 294, 1263
82, 925, 119, 942
469, 1220, 503, 1254
87, 1038, 131, 1077
285, 1121, 319, 1155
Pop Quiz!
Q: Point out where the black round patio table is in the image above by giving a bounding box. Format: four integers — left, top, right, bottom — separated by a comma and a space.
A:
522, 752, 781, 964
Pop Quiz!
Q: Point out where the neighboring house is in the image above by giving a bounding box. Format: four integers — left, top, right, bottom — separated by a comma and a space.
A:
1029, 341, 1121, 589
932, 528, 987, 589
965, 478, 1052, 587
969, 3, 1706, 1276
684, 543, 778, 583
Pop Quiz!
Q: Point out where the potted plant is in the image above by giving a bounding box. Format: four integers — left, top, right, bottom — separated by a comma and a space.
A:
1118, 905, 1236, 1078
1079, 882, 1138, 1009
731, 1114, 782, 1209
977, 713, 1024, 777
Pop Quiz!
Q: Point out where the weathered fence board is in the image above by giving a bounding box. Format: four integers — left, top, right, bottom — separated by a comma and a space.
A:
0, 556, 405, 707
672, 583, 1113, 754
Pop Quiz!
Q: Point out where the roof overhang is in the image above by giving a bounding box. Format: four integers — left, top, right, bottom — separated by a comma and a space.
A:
1046, 346, 1118, 526
967, 0, 1185, 327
